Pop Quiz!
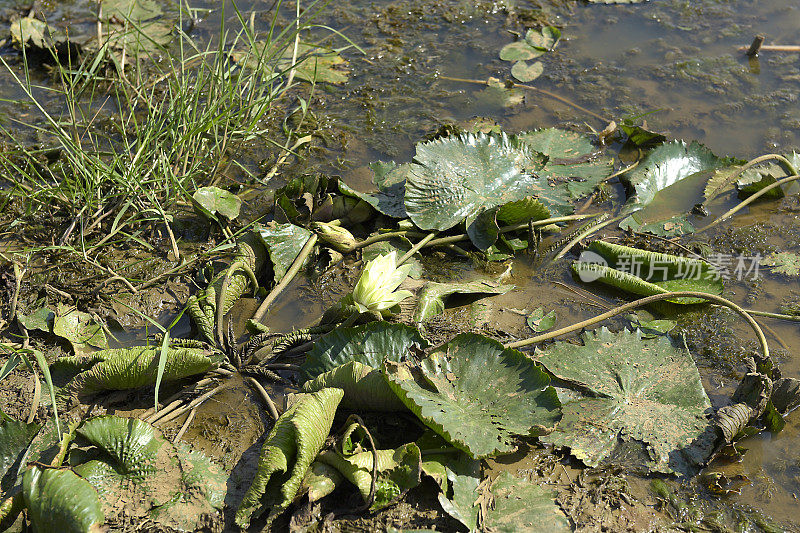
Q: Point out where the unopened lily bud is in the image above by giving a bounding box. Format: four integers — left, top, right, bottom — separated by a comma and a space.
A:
312, 222, 358, 253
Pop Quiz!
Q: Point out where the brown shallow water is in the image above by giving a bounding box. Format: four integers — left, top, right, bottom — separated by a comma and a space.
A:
2, 0, 800, 529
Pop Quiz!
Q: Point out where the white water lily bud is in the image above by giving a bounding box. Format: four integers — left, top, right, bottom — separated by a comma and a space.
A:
312, 222, 358, 253
352, 251, 413, 316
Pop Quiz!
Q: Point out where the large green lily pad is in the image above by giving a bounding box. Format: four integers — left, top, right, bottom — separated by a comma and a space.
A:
620, 141, 736, 236
23, 467, 104, 533
404, 133, 573, 250
384, 334, 561, 458
301, 322, 429, 381
536, 328, 713, 474
0, 417, 41, 492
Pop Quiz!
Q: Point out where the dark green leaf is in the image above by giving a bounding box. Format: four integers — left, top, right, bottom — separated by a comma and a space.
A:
192, 186, 242, 221
0, 418, 41, 493
23, 467, 104, 533
527, 308, 556, 332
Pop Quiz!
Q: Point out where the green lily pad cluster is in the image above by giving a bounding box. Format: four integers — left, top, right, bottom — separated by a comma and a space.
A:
499, 26, 561, 83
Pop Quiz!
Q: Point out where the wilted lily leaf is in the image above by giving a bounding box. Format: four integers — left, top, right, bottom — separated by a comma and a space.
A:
9, 17, 52, 48
404, 132, 573, 250
536, 327, 713, 474
302, 360, 406, 411
483, 472, 570, 532
72, 415, 227, 531
193, 186, 242, 221
235, 42, 349, 84
236, 388, 344, 528
384, 334, 561, 458
301, 322, 428, 381
255, 222, 314, 284
573, 240, 723, 304
51, 346, 217, 396
17, 307, 55, 333
23, 467, 104, 532
101, 0, 163, 22
414, 280, 514, 323
317, 443, 422, 511
620, 141, 736, 236
762, 252, 800, 277
52, 305, 108, 355
338, 161, 409, 219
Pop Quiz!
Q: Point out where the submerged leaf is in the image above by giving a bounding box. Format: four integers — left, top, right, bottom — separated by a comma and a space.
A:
384, 334, 561, 458
414, 280, 515, 323
23, 467, 104, 533
511, 60, 544, 83
762, 252, 800, 277
484, 472, 570, 532
301, 322, 428, 381
404, 133, 572, 250
338, 162, 409, 218
51, 346, 216, 395
9, 17, 52, 49
536, 328, 713, 474
236, 388, 344, 528
527, 308, 556, 332
255, 222, 314, 284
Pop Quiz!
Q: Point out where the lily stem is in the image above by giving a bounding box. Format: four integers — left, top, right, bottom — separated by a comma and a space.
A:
504, 291, 770, 365
397, 232, 436, 266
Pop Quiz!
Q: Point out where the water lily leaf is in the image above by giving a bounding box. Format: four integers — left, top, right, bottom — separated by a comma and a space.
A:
511, 61, 543, 83
317, 443, 422, 511
404, 133, 573, 250
384, 334, 561, 458
573, 240, 722, 304
77, 416, 162, 477
499, 41, 544, 61
414, 280, 514, 323
193, 186, 242, 221
762, 252, 800, 277
52, 305, 108, 355
517, 128, 614, 199
339, 162, 409, 218
101, 0, 163, 22
236, 388, 344, 528
255, 222, 314, 284
527, 308, 556, 332
235, 42, 349, 84
302, 460, 344, 502
483, 472, 570, 532
51, 346, 217, 395
536, 328, 713, 474
496, 197, 551, 225
703, 166, 743, 204
73, 416, 226, 531
620, 120, 667, 147
479, 77, 525, 108
301, 322, 428, 381
22, 467, 104, 533
525, 26, 561, 51
620, 141, 735, 235
0, 417, 41, 493
738, 163, 788, 200
17, 307, 54, 333
302, 361, 406, 411
9, 17, 52, 49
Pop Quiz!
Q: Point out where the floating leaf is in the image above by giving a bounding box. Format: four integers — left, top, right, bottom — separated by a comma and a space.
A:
192, 186, 242, 221
573, 240, 722, 304
235, 42, 349, 84
536, 328, 713, 474
301, 322, 428, 381
384, 334, 561, 458
511, 60, 544, 83
52, 305, 108, 355
415, 280, 514, 323
255, 222, 314, 283
22, 467, 104, 533
51, 346, 217, 395
101, 0, 163, 22
404, 133, 573, 250
762, 252, 800, 277
499, 41, 544, 61
483, 472, 570, 532
527, 308, 556, 332
619, 141, 736, 236
479, 77, 525, 108
302, 361, 406, 411
317, 443, 422, 511
518, 128, 614, 199
525, 26, 561, 51
236, 388, 344, 528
